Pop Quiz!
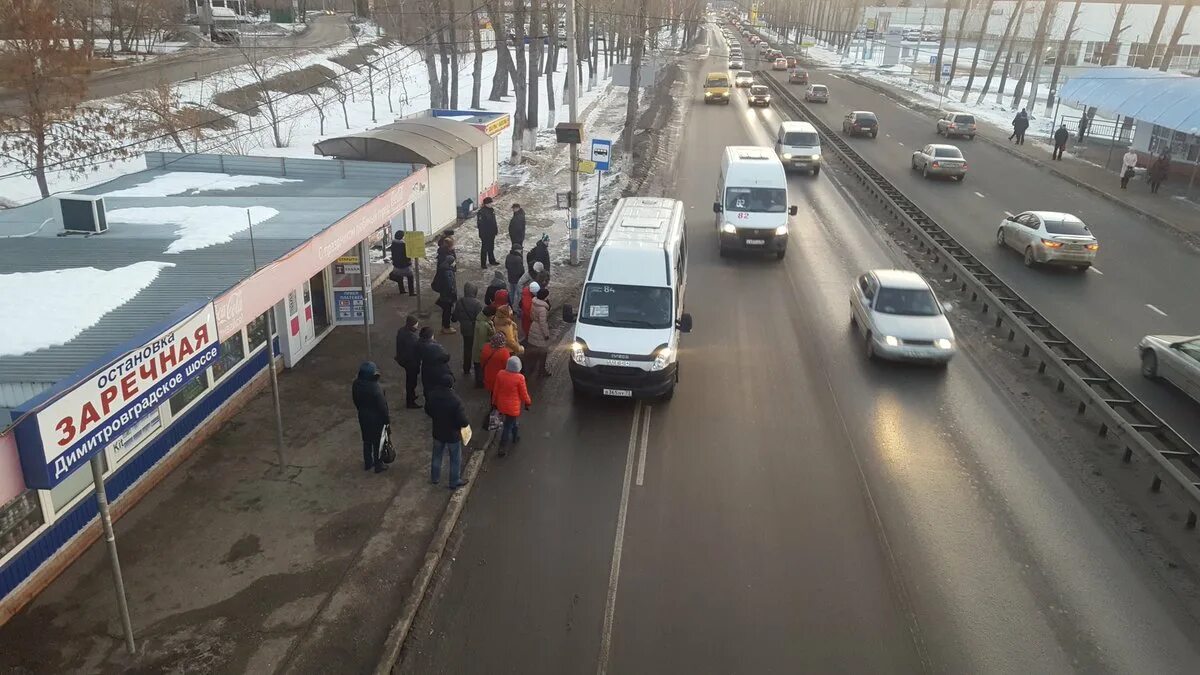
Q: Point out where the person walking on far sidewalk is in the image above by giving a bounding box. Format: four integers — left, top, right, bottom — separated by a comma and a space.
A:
1148, 151, 1170, 194
351, 362, 390, 473
484, 270, 506, 306
1052, 124, 1069, 160
432, 238, 458, 334
1010, 109, 1029, 145
389, 233, 415, 296
508, 203, 527, 249
505, 246, 524, 306
1120, 148, 1139, 189
394, 315, 422, 408
425, 373, 470, 490
472, 306, 497, 387
481, 332, 512, 392
452, 282, 483, 376
525, 286, 553, 378
477, 197, 499, 268
492, 356, 532, 457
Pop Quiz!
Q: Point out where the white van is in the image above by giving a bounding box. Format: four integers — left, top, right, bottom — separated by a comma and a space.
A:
775, 121, 822, 176
713, 146, 798, 259
568, 197, 693, 401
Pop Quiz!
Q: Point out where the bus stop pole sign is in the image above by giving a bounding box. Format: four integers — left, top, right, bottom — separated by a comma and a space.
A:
590, 138, 612, 172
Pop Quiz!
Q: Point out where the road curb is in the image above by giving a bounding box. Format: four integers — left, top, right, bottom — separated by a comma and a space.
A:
828, 70, 1200, 248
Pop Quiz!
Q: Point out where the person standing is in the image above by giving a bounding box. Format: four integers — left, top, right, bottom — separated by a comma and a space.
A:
417, 327, 453, 398
1077, 113, 1089, 142
1120, 148, 1139, 189
394, 315, 422, 409
351, 361, 390, 473
1148, 151, 1170, 194
520, 281, 539, 339
432, 238, 458, 334
389, 233, 415, 296
508, 203, 527, 249
1012, 109, 1029, 145
481, 332, 512, 392
472, 306, 497, 387
484, 270, 506, 306
425, 373, 470, 490
525, 287, 553, 378
493, 304, 524, 356
1052, 124, 1069, 160
476, 197, 499, 268
452, 282, 483, 376
527, 234, 551, 282
491, 356, 532, 457
505, 246, 525, 306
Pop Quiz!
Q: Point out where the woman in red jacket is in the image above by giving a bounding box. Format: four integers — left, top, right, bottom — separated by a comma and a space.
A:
491, 355, 532, 456
480, 333, 511, 392
520, 282, 539, 339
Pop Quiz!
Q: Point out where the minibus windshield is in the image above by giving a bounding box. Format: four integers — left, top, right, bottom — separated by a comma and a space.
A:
580, 284, 673, 329
725, 187, 787, 213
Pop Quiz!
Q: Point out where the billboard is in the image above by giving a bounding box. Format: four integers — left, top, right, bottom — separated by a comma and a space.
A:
14, 303, 220, 489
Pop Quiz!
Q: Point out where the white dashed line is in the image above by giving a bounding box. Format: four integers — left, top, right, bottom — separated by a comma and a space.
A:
897, 142, 904, 147
597, 401, 643, 675
1146, 304, 1168, 317
974, 191, 986, 198
1088, 266, 1103, 275
635, 406, 652, 486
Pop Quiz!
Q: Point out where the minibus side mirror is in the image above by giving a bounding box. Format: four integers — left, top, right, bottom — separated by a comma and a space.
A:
678, 313, 694, 333
563, 305, 577, 323
788, 205, 798, 216
713, 202, 722, 214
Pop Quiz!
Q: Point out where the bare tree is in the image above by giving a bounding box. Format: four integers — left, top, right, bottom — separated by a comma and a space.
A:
544, 0, 558, 125
1139, 1, 1171, 69
510, 0, 529, 160
447, 0, 460, 108
934, 0, 955, 83
471, 11, 484, 109
961, 0, 996, 101
990, 0, 1028, 104
1011, 0, 1055, 110
622, 6, 648, 153
233, 37, 288, 147
525, 0, 543, 151
1100, 2, 1129, 66
485, 0, 514, 100
347, 24, 378, 123
947, 0, 972, 83
1045, 0, 1081, 111
1159, 0, 1195, 72
122, 81, 205, 152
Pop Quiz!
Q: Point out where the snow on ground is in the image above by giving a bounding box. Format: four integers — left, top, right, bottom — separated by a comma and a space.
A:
0, 261, 174, 356
107, 205, 279, 254
101, 171, 302, 197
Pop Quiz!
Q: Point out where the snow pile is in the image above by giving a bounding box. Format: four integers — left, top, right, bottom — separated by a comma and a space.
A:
103, 172, 302, 198
107, 205, 279, 253
0, 261, 174, 356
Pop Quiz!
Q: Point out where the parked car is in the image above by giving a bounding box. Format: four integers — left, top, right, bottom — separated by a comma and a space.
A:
772, 57, 788, 71
850, 269, 956, 366
1139, 335, 1200, 404
789, 68, 809, 84
936, 111, 977, 139
748, 84, 772, 107
995, 211, 1099, 270
911, 144, 968, 181
804, 83, 828, 102
734, 70, 754, 87
842, 110, 879, 138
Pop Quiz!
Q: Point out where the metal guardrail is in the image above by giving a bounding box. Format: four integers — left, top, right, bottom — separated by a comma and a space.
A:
759, 72, 1200, 530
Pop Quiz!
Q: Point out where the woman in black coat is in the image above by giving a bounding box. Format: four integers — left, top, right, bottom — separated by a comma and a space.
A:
432, 238, 459, 333
351, 361, 391, 473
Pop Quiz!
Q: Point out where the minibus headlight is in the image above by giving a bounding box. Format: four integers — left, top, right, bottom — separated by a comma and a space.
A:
774, 224, 788, 235
721, 222, 737, 234
651, 347, 672, 371
571, 341, 587, 365
811, 154, 821, 161
781, 153, 793, 159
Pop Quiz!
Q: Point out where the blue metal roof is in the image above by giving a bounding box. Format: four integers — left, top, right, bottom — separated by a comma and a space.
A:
1058, 68, 1200, 133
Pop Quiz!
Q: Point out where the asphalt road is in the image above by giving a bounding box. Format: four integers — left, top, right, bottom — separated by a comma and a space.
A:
749, 49, 1200, 450
398, 28, 1200, 674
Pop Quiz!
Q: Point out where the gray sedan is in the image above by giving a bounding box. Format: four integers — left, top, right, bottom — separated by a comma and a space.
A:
911, 144, 967, 181
1140, 335, 1200, 404
996, 210, 1099, 270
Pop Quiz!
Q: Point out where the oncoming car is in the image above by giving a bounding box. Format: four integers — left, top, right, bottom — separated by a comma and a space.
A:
734, 70, 754, 87
1139, 335, 1200, 404
996, 211, 1099, 270
704, 72, 731, 104
911, 144, 967, 181
850, 270, 956, 365
748, 84, 771, 107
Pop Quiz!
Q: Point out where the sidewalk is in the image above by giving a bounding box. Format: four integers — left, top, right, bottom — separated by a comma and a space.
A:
826, 68, 1200, 247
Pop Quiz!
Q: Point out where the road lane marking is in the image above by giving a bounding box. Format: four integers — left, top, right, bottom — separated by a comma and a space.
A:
1146, 304, 1168, 317
635, 406, 652, 486
1088, 266, 1103, 275
885, 133, 891, 138
897, 141, 904, 147
974, 191, 986, 198
597, 401, 642, 675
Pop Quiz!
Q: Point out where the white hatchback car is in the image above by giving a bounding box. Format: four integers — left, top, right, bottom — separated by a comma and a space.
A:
1139, 335, 1200, 404
996, 210, 1099, 270
850, 270, 956, 365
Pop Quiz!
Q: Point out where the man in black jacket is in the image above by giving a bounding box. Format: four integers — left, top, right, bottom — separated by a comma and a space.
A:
394, 315, 422, 408
351, 361, 390, 473
452, 282, 483, 375
527, 234, 550, 282
476, 197, 499, 268
508, 203, 527, 249
425, 373, 470, 490
417, 327, 454, 396
389, 234, 415, 296
1052, 124, 1069, 160
504, 246, 525, 306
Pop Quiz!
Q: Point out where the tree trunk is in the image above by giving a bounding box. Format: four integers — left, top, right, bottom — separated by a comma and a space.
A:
1012, 0, 1055, 110
486, 1, 512, 100
961, 0, 996, 101
34, 132, 49, 198
934, 0, 955, 83
472, 18, 484, 108
947, 0, 972, 82
424, 36, 443, 109
1139, 2, 1171, 68
545, 1, 558, 124
1045, 0, 1081, 111
622, 9, 647, 153
512, 0, 529, 159
1159, 1, 1194, 71
449, 0, 460, 109
526, 0, 542, 150
1100, 3, 1129, 66
991, 1, 1026, 103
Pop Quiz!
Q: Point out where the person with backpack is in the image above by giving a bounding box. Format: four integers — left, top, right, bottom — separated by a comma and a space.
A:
493, 304, 523, 356
389, 233, 415, 296
527, 234, 551, 282
425, 372, 470, 490
351, 361, 391, 473
394, 315, 422, 408
452, 282, 483, 376
492, 356, 532, 457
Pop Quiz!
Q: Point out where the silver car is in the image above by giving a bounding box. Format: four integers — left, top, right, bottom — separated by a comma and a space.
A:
996, 210, 1099, 270
1140, 335, 1200, 403
849, 269, 956, 366
729, 58, 744, 69
911, 144, 967, 181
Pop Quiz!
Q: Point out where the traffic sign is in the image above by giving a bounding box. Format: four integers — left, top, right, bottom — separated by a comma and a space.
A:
590, 137, 612, 171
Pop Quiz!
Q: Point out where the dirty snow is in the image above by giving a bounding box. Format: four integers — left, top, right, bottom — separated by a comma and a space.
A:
0, 261, 174, 356
102, 172, 302, 198
107, 205, 279, 253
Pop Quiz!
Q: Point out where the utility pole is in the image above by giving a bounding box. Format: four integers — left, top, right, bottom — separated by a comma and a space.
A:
248, 210, 286, 470
92, 456, 136, 654
566, 0, 581, 265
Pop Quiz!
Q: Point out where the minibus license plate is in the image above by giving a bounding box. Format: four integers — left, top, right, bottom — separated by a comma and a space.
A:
603, 388, 633, 397
745, 238, 765, 245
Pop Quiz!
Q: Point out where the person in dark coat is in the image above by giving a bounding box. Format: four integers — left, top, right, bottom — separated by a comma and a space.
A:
504, 246, 525, 306
424, 372, 471, 490
351, 361, 391, 473
508, 203, 527, 249
1077, 113, 1090, 142
452, 282, 483, 376
484, 270, 506, 306
1148, 151, 1170, 194
394, 315, 422, 408
1010, 109, 1029, 145
432, 238, 458, 333
417, 327, 454, 396
527, 234, 550, 281
476, 197, 499, 268
1052, 124, 1069, 161
389, 234, 415, 296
